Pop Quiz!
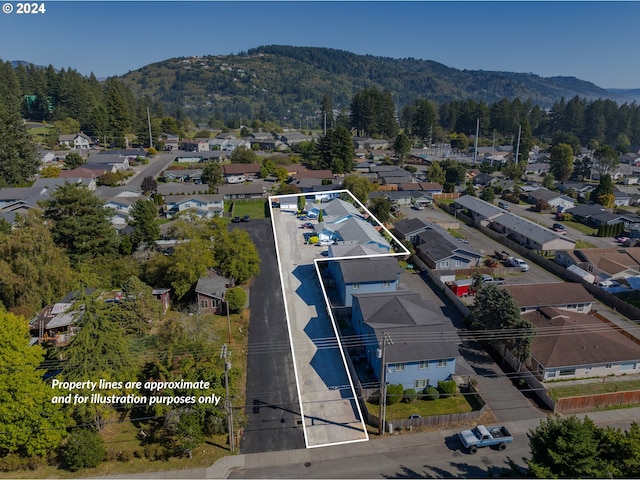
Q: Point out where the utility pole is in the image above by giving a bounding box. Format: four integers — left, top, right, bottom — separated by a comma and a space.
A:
473, 118, 479, 165
221, 344, 234, 452
225, 300, 232, 344
377, 332, 393, 435
515, 124, 522, 165
147, 106, 153, 150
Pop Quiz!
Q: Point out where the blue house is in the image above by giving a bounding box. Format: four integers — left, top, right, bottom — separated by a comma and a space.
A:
329, 257, 401, 307
351, 291, 459, 391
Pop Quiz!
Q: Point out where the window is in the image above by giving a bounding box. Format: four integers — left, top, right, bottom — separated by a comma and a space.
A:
394, 363, 405, 372
577, 304, 584, 312
621, 363, 636, 372
559, 368, 576, 377
419, 361, 429, 369
441, 261, 449, 268
352, 283, 360, 289
415, 379, 427, 389
455, 260, 462, 267
606, 363, 613, 369
200, 300, 208, 309
382, 281, 390, 288
437, 359, 447, 368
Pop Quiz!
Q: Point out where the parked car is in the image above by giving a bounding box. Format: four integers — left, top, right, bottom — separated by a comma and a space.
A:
318, 239, 334, 246
299, 222, 314, 229
241, 215, 250, 222
498, 201, 510, 211
458, 425, 513, 454
481, 274, 506, 285
232, 216, 241, 223
552, 223, 567, 234
507, 256, 530, 272
412, 203, 425, 210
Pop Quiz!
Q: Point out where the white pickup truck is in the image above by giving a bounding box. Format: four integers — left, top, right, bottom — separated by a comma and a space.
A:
507, 257, 529, 272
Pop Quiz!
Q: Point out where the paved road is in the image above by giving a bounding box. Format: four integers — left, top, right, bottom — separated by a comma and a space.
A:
125, 152, 176, 189
233, 220, 305, 454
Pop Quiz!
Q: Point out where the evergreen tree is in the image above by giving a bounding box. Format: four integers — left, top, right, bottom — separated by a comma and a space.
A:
201, 162, 223, 191
549, 143, 574, 183
0, 100, 38, 187
40, 183, 120, 263
129, 198, 160, 249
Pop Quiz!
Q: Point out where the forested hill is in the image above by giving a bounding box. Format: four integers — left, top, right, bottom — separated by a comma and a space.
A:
117, 45, 633, 124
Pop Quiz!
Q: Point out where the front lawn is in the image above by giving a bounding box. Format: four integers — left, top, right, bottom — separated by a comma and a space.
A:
228, 200, 267, 219
366, 393, 473, 421
547, 379, 640, 401
567, 220, 597, 236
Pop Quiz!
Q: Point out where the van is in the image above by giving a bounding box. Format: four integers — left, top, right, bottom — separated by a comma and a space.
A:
498, 201, 510, 211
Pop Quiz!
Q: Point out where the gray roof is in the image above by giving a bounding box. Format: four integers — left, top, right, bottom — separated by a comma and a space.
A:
195, 271, 230, 300
393, 218, 431, 238
328, 244, 388, 258
157, 183, 211, 195
336, 257, 401, 283
454, 195, 504, 219
493, 213, 576, 246
217, 183, 263, 195
320, 198, 362, 221
353, 291, 459, 363
416, 228, 481, 262
332, 217, 391, 249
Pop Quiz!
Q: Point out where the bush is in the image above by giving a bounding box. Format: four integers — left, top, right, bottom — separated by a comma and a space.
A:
225, 287, 247, 313
437, 380, 457, 398
386, 384, 404, 405
402, 388, 418, 403
422, 386, 439, 401
62, 429, 105, 472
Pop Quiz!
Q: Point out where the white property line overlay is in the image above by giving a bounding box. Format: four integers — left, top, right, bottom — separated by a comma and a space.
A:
268, 190, 410, 449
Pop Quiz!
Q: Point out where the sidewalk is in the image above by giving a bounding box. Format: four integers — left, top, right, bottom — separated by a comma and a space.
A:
100, 405, 640, 479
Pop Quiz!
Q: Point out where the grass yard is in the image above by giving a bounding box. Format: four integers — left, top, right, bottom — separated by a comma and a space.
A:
567, 220, 597, 236
366, 393, 473, 421
547, 378, 640, 401
229, 200, 267, 219
575, 240, 597, 249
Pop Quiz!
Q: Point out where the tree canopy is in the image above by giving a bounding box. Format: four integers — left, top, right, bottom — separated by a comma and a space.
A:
41, 183, 120, 263
0, 309, 67, 456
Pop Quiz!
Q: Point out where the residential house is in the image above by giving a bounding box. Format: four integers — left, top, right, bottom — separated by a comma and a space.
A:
393, 218, 432, 245
351, 291, 459, 391
163, 194, 224, 219
415, 227, 482, 270
572, 248, 640, 283
524, 307, 640, 381
217, 183, 264, 200
503, 283, 594, 314
316, 217, 391, 252
454, 195, 506, 227
179, 139, 210, 152
490, 213, 577, 252
59, 167, 100, 179
353, 138, 390, 150
222, 163, 261, 180
86, 152, 133, 171
292, 170, 335, 182
157, 183, 210, 196
162, 133, 179, 151
195, 270, 231, 314
524, 163, 550, 176
58, 132, 93, 150
369, 190, 414, 207
524, 188, 575, 210
103, 197, 139, 229
279, 132, 317, 146
329, 257, 401, 307
30, 302, 85, 346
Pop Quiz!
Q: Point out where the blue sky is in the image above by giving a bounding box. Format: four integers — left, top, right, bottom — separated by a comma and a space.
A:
1, 1, 638, 89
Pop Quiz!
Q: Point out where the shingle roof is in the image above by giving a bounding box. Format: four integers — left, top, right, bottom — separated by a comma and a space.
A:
393, 218, 431, 238
525, 307, 640, 368
503, 283, 593, 309
336, 257, 401, 283
195, 271, 230, 300
353, 291, 459, 363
